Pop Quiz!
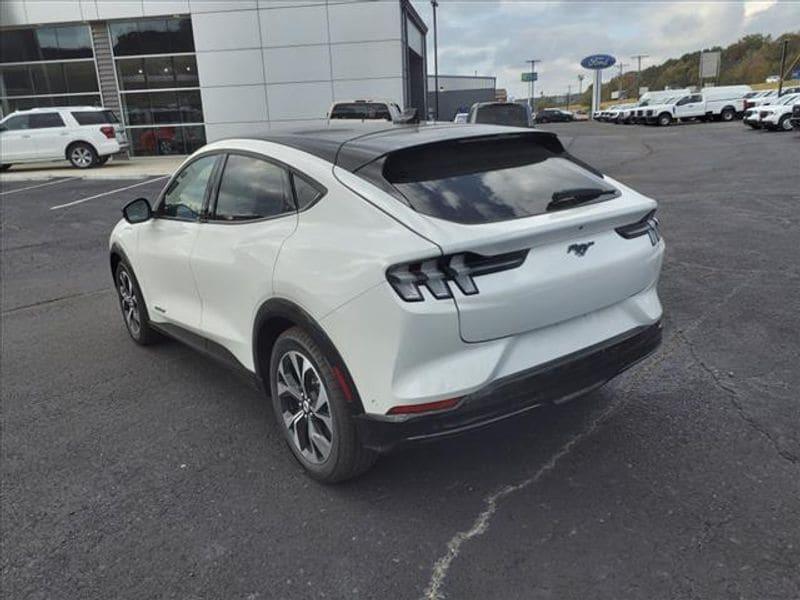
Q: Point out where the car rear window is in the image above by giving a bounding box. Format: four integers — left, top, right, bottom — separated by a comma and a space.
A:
474, 104, 529, 127
71, 110, 119, 125
373, 133, 618, 225
330, 103, 391, 121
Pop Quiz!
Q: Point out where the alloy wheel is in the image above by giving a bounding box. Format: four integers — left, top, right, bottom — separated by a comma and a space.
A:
71, 146, 93, 168
276, 350, 334, 464
118, 269, 141, 337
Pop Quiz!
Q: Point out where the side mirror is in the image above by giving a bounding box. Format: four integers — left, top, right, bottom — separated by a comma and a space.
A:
395, 108, 419, 124
122, 197, 152, 224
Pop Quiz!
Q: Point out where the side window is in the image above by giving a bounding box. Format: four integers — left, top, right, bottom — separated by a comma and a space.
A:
29, 113, 65, 128
159, 155, 217, 220
292, 173, 323, 211
3, 115, 30, 130
213, 154, 293, 221
690, 95, 703, 103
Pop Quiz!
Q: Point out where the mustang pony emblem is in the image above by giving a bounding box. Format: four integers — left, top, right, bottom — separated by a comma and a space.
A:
567, 242, 595, 257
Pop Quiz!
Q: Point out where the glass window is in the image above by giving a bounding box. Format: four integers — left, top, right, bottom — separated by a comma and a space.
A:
36, 28, 60, 59
55, 26, 93, 59
474, 104, 529, 127
168, 18, 195, 53
381, 134, 618, 225
214, 155, 293, 221
330, 102, 392, 120
71, 110, 119, 125
0, 29, 39, 63
138, 19, 169, 55
64, 62, 99, 94
43, 63, 67, 94
152, 91, 179, 124
1, 66, 34, 96
110, 17, 194, 56
29, 113, 65, 128
177, 90, 203, 123
182, 125, 206, 154
173, 56, 198, 88
117, 59, 147, 91
144, 56, 174, 89
292, 173, 323, 210
121, 93, 152, 125
2, 115, 30, 130
109, 21, 141, 56
160, 155, 217, 219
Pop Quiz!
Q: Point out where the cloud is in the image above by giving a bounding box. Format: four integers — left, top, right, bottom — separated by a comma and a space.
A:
412, 0, 800, 99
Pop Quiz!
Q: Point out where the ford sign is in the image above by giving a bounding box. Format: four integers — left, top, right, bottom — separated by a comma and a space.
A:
581, 54, 616, 70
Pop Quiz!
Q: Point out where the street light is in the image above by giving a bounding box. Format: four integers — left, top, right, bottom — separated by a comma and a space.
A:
431, 0, 439, 120
631, 53, 649, 98
526, 59, 540, 116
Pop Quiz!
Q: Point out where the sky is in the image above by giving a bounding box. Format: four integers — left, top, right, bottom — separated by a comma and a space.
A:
411, 0, 800, 99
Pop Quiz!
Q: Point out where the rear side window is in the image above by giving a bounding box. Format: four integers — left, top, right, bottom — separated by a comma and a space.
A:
71, 110, 119, 125
474, 104, 529, 127
330, 103, 391, 121
375, 134, 618, 225
213, 154, 293, 221
291, 173, 323, 211
29, 113, 65, 128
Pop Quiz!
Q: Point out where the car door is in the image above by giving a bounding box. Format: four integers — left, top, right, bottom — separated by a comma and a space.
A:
677, 94, 705, 118
134, 153, 220, 332
0, 115, 37, 160
28, 112, 68, 159
190, 152, 302, 368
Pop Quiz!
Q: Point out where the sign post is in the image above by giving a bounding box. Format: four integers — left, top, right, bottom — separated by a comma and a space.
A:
580, 54, 616, 118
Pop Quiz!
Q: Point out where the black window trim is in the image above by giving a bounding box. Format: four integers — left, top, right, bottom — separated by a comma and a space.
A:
202, 149, 327, 225
153, 151, 224, 223
29, 111, 66, 128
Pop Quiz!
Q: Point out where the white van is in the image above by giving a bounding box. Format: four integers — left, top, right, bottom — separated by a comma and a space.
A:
642, 86, 752, 126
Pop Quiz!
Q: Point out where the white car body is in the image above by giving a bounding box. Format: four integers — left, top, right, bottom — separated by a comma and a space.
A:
109, 124, 664, 481
0, 106, 124, 168
758, 93, 800, 130
453, 112, 469, 124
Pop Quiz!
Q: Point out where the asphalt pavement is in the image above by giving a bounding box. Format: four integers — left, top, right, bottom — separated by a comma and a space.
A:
2, 121, 799, 600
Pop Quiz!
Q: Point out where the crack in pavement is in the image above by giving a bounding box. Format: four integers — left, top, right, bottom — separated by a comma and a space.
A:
420, 279, 752, 600
2, 288, 111, 315
678, 329, 798, 466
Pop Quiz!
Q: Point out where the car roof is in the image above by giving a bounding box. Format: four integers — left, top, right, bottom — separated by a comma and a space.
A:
228, 122, 559, 172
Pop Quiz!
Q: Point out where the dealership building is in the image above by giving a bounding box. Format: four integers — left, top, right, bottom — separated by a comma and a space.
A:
0, 0, 428, 155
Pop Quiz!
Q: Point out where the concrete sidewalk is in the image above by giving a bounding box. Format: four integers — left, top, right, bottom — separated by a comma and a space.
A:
0, 155, 186, 182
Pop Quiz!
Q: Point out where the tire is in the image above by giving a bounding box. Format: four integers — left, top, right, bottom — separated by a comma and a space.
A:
270, 327, 377, 483
658, 113, 672, 127
114, 261, 160, 345
0, 164, 11, 171
721, 108, 735, 122
778, 115, 793, 131
68, 142, 97, 169
96, 155, 110, 166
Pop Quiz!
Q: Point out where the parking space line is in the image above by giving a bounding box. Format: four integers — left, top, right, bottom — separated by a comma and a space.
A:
0, 177, 78, 196
49, 175, 170, 210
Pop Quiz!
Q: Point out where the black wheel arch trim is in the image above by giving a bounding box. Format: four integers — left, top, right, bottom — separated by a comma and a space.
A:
109, 243, 154, 330
253, 298, 366, 414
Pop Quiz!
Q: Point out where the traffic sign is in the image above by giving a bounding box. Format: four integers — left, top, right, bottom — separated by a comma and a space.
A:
521, 72, 538, 82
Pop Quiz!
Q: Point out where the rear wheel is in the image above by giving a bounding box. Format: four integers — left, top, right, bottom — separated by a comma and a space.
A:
270, 327, 376, 483
658, 113, 672, 127
721, 108, 735, 122
778, 115, 793, 131
68, 142, 97, 169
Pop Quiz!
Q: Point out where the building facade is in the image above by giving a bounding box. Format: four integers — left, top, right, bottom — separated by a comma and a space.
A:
426, 74, 496, 121
0, 0, 428, 155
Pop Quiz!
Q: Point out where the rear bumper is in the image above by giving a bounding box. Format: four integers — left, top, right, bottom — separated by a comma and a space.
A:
355, 320, 662, 452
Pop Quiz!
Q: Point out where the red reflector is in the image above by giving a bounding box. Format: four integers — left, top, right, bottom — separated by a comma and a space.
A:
100, 126, 115, 139
387, 398, 460, 415
332, 366, 353, 403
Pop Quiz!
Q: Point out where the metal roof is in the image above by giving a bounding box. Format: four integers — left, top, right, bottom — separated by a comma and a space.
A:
244, 123, 560, 172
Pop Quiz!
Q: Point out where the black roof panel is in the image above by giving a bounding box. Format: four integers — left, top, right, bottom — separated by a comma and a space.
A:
239, 123, 561, 172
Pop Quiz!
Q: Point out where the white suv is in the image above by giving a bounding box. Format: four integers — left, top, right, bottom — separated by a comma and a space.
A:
0, 106, 126, 171
109, 124, 664, 482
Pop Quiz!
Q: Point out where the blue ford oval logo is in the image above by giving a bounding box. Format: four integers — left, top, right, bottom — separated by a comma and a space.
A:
581, 54, 617, 70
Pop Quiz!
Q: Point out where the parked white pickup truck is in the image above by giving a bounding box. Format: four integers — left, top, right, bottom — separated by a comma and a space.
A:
758, 93, 800, 131
642, 86, 751, 126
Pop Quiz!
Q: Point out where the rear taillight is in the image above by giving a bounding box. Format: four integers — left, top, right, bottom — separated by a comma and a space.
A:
386, 249, 529, 302
100, 126, 116, 139
616, 210, 660, 246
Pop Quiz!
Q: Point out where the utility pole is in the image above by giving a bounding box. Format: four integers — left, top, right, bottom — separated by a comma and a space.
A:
526, 59, 540, 116
617, 62, 628, 97
631, 53, 648, 99
778, 38, 788, 96
577, 73, 585, 97
431, 0, 439, 120
566, 84, 571, 111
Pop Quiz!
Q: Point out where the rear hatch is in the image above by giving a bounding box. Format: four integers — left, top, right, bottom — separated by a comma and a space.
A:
71, 109, 127, 145
357, 131, 661, 343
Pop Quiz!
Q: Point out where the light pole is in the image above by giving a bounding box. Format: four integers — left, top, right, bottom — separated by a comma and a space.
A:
617, 62, 628, 98
526, 59, 540, 116
577, 73, 585, 97
431, 0, 439, 120
566, 84, 571, 111
631, 53, 648, 98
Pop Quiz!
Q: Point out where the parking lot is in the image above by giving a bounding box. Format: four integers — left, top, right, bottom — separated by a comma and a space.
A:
2, 121, 799, 599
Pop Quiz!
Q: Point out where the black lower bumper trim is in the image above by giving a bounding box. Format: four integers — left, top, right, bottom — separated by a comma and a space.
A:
356, 321, 663, 452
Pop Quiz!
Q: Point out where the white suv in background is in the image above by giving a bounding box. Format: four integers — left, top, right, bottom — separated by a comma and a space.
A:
0, 106, 126, 171
758, 93, 800, 131
109, 124, 664, 482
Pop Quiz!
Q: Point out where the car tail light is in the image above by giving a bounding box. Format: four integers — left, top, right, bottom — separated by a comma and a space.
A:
386, 397, 460, 415
386, 249, 529, 302
100, 126, 116, 139
616, 210, 660, 246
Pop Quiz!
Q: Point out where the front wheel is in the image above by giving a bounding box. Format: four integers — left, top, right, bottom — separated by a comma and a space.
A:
68, 142, 97, 168
270, 327, 376, 483
658, 113, 672, 127
778, 115, 793, 131
114, 262, 159, 345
